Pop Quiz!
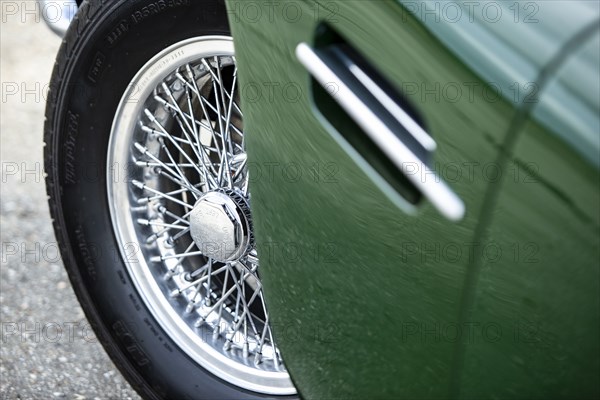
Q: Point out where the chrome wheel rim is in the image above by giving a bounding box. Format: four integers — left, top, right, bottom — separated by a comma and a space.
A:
106, 37, 295, 395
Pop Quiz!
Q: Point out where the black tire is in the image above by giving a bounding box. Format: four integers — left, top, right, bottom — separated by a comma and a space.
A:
44, 1, 295, 399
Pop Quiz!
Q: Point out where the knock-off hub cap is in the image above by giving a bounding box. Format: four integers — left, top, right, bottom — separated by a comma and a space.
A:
189, 190, 253, 263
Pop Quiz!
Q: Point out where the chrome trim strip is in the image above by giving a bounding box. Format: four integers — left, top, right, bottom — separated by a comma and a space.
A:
345, 60, 437, 152
296, 42, 465, 221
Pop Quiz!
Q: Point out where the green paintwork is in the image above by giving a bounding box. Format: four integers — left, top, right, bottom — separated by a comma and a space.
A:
459, 30, 600, 398
226, 0, 599, 397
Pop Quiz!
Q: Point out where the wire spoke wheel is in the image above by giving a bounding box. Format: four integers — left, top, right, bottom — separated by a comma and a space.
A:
107, 37, 295, 395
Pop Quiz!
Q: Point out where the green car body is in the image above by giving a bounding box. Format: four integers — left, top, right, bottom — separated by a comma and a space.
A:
226, 1, 599, 398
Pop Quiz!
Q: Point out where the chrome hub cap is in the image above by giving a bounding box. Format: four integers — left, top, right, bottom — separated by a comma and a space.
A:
106, 37, 295, 395
189, 190, 253, 263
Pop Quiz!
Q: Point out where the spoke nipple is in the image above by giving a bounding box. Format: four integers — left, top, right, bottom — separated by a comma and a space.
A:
134, 142, 146, 154
150, 256, 163, 263
185, 302, 195, 314
146, 235, 158, 244
132, 180, 144, 190
175, 71, 184, 79
223, 340, 232, 351
194, 317, 205, 328
254, 353, 262, 366
169, 289, 180, 298
136, 218, 150, 226
164, 270, 174, 280
243, 343, 249, 359
154, 95, 167, 106
212, 326, 220, 340
137, 197, 149, 205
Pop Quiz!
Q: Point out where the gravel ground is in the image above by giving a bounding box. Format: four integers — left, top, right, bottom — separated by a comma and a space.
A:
0, 9, 140, 400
